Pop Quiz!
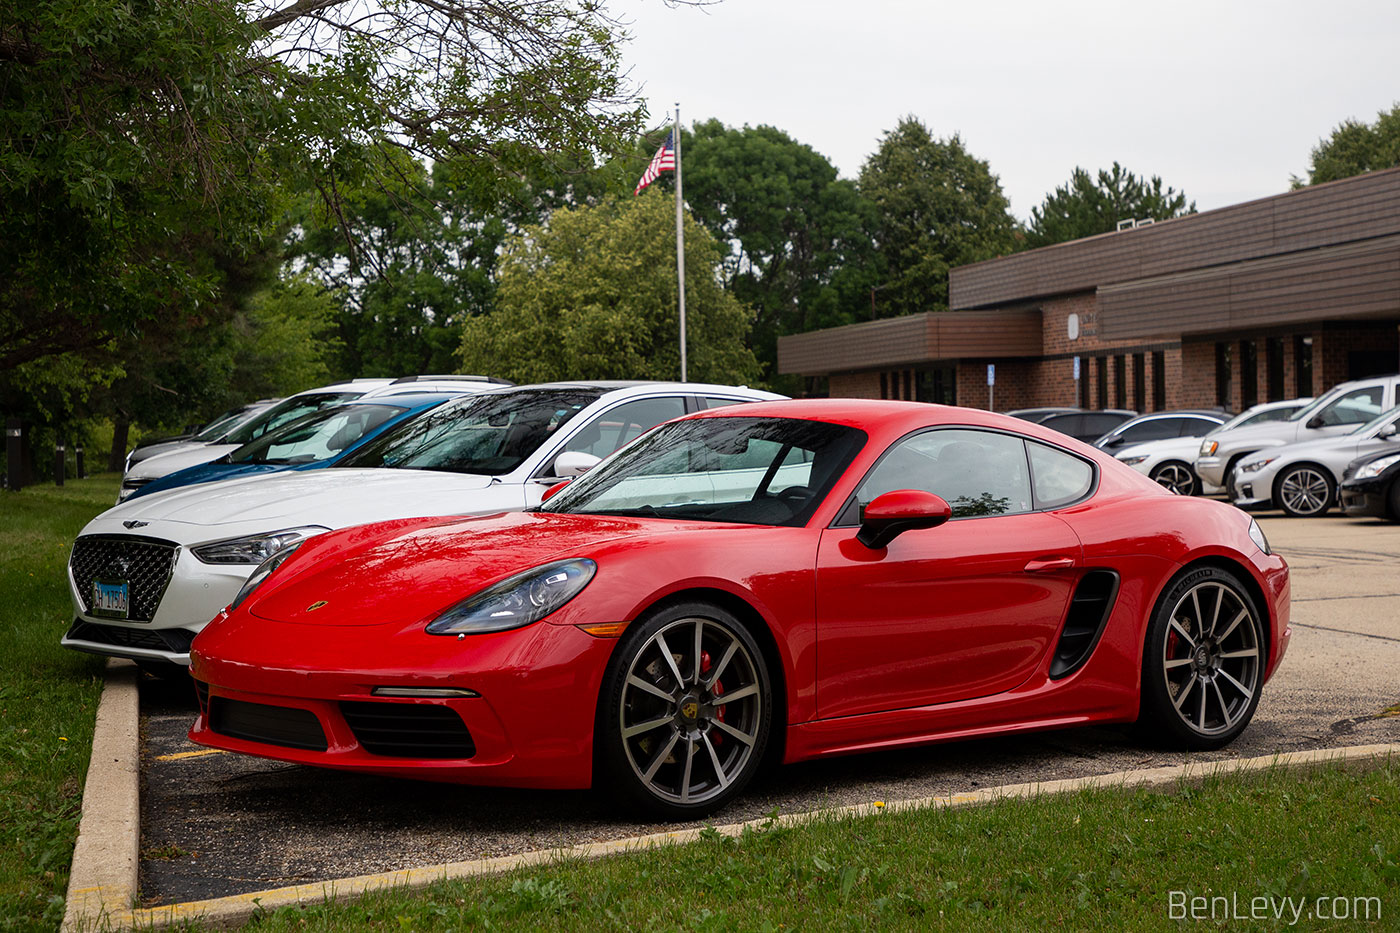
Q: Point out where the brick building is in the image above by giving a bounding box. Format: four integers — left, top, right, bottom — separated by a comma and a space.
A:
778, 167, 1400, 413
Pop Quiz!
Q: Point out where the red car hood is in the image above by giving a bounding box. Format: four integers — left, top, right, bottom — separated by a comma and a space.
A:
247, 510, 687, 628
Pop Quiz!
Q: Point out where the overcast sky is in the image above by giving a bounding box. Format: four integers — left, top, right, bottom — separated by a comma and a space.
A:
612, 0, 1400, 221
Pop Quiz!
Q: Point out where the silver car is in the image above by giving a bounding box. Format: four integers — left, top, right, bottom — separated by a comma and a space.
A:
1232, 406, 1400, 516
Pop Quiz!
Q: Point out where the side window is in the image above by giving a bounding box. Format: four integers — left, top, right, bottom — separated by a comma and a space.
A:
1318, 387, 1384, 426
562, 397, 687, 458
1027, 442, 1095, 509
1179, 417, 1220, 437
1081, 413, 1129, 439
700, 396, 753, 410
1117, 418, 1182, 444
1039, 414, 1083, 439
854, 429, 1033, 519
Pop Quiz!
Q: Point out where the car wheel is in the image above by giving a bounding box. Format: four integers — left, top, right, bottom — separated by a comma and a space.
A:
597, 601, 772, 820
1139, 566, 1265, 750
1149, 461, 1201, 496
1275, 464, 1334, 517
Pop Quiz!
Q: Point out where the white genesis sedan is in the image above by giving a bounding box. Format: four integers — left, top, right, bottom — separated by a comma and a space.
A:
64, 381, 783, 673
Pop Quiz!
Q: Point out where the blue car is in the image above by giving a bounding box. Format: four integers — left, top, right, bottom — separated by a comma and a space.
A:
126, 394, 457, 501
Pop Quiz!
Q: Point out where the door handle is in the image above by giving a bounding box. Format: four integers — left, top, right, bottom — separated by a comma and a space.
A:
1024, 556, 1076, 573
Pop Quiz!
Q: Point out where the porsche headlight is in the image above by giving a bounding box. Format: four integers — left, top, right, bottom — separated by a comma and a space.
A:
227, 543, 302, 612
1200, 440, 1219, 457
1356, 453, 1400, 480
1117, 455, 1149, 466
426, 559, 597, 636
1248, 519, 1271, 555
191, 526, 329, 564
1240, 456, 1276, 474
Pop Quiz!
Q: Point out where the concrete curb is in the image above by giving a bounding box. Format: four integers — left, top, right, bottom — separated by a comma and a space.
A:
61, 659, 140, 933
63, 694, 1399, 933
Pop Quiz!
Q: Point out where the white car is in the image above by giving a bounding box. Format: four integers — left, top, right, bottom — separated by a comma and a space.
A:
1114, 399, 1312, 495
64, 381, 783, 672
1231, 406, 1400, 516
1196, 376, 1400, 496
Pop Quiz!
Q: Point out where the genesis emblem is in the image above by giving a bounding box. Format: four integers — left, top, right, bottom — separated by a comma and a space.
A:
305, 600, 329, 612
122, 520, 149, 529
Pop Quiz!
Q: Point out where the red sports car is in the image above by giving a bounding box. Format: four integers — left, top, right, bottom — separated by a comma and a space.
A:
189, 400, 1290, 819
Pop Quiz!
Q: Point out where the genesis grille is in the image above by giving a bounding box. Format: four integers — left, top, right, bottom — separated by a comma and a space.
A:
209, 698, 328, 752
340, 701, 476, 759
1049, 570, 1120, 680
65, 620, 195, 654
70, 535, 178, 622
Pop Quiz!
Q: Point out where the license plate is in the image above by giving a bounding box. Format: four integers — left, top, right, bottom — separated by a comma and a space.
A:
92, 579, 130, 619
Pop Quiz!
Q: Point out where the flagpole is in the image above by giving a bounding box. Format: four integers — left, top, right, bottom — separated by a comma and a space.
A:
674, 103, 687, 383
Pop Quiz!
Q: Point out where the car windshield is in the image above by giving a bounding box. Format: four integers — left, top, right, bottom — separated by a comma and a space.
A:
540, 416, 867, 527
338, 388, 604, 475
1350, 405, 1400, 437
223, 392, 363, 445
226, 404, 404, 465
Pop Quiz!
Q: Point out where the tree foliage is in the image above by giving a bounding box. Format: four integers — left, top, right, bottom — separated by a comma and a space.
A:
858, 118, 1018, 317
1298, 103, 1400, 186
458, 194, 760, 385
1024, 163, 1194, 249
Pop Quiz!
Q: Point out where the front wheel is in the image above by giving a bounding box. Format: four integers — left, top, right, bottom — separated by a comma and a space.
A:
1139, 566, 1265, 749
1276, 464, 1334, 517
1150, 461, 1201, 496
597, 601, 772, 820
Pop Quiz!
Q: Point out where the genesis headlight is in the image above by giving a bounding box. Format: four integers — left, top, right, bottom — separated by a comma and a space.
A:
1248, 518, 1271, 555
191, 525, 329, 564
227, 542, 303, 612
1200, 440, 1219, 457
426, 558, 597, 636
1118, 455, 1149, 466
1241, 457, 1276, 474
1356, 453, 1400, 480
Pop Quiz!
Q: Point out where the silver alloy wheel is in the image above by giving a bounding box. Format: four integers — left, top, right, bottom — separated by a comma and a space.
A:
1151, 462, 1197, 496
1161, 581, 1261, 737
1278, 465, 1331, 516
617, 616, 765, 806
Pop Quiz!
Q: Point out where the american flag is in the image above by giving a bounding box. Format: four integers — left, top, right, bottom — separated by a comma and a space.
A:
634, 132, 676, 195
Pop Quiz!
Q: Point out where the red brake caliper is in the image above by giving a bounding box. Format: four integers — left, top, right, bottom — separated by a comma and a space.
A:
700, 650, 726, 747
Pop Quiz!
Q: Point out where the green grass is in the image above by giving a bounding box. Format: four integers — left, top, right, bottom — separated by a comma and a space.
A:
0, 477, 115, 931
175, 763, 1397, 932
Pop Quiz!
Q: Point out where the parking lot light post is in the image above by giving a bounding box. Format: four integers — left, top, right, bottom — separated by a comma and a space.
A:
5, 418, 21, 492
76, 446, 86, 479
55, 440, 65, 487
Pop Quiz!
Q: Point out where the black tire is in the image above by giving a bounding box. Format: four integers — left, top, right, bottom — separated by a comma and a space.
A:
1386, 475, 1400, 522
1274, 463, 1334, 517
596, 600, 772, 820
1149, 460, 1201, 497
1138, 565, 1265, 750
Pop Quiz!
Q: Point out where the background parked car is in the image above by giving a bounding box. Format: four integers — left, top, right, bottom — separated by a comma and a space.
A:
1035, 409, 1136, 443
1003, 407, 1080, 423
1196, 375, 1400, 498
1232, 406, 1400, 516
124, 394, 460, 501
1112, 399, 1311, 496
1092, 409, 1230, 450
64, 381, 783, 673
1340, 448, 1400, 521
124, 399, 281, 472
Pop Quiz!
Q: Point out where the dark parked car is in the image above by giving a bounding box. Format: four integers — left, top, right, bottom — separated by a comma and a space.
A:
1036, 409, 1137, 444
1339, 447, 1400, 521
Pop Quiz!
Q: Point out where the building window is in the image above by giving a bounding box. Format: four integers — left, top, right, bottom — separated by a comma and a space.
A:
1077, 358, 1089, 408
903, 370, 914, 401
1095, 357, 1108, 409
1132, 353, 1146, 412
879, 372, 888, 399
1266, 337, 1285, 402
1114, 356, 1126, 409
1239, 340, 1258, 409
1152, 351, 1166, 410
1215, 342, 1232, 408
917, 366, 956, 405
1294, 335, 1313, 397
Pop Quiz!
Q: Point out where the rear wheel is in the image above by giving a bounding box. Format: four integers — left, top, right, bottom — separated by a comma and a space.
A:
1139, 566, 1265, 749
1276, 464, 1334, 517
1150, 461, 1200, 496
597, 601, 772, 820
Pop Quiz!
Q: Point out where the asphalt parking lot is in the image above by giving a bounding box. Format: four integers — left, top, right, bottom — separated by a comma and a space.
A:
136, 511, 1400, 906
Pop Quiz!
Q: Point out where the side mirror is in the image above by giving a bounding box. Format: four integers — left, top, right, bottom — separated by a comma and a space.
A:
540, 479, 570, 502
1376, 421, 1398, 439
553, 451, 601, 478
856, 489, 952, 550
1306, 416, 1325, 430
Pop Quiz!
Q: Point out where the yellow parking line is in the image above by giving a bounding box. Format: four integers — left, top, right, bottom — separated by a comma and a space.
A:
155, 749, 226, 762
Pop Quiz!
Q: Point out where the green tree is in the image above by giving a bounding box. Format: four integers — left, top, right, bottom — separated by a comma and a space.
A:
1024, 163, 1194, 249
458, 194, 760, 385
642, 120, 876, 392
858, 118, 1018, 317
1297, 103, 1400, 186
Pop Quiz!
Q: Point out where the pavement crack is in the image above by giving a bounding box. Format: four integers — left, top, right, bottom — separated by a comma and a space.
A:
1288, 622, 1400, 644
1292, 593, 1400, 602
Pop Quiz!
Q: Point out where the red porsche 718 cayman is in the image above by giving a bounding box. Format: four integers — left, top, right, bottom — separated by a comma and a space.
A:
189, 400, 1290, 819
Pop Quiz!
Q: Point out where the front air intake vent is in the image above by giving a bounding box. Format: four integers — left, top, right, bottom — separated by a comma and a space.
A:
1049, 570, 1120, 679
340, 701, 476, 759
